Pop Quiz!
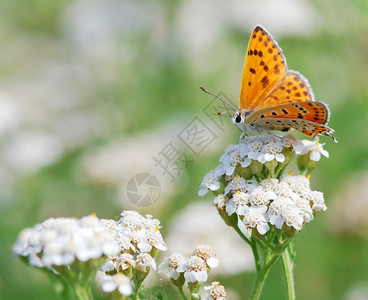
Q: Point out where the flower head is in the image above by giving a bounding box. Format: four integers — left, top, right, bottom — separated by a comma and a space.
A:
193, 244, 220, 269
241, 206, 270, 238
213, 194, 228, 210
226, 190, 249, 216
220, 144, 251, 176
204, 281, 227, 300
96, 271, 132, 296
136, 253, 156, 272
294, 140, 329, 161
158, 253, 186, 280
13, 215, 119, 268
224, 175, 251, 195
199, 168, 222, 196
183, 255, 208, 283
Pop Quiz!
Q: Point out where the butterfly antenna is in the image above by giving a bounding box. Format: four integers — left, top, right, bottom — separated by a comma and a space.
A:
216, 111, 231, 115
199, 86, 236, 112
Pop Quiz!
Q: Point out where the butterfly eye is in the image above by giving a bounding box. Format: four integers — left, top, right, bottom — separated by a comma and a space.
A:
235, 114, 242, 123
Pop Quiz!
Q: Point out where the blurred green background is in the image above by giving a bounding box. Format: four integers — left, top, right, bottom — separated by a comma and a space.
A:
1, 0, 368, 299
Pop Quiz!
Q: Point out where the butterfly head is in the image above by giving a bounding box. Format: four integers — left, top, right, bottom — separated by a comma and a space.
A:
232, 111, 244, 128
231, 110, 256, 132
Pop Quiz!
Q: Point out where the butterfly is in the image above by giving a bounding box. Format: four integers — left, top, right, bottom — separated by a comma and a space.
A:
201, 25, 336, 142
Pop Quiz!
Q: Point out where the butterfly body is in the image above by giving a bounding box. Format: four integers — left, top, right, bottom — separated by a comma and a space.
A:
232, 25, 335, 141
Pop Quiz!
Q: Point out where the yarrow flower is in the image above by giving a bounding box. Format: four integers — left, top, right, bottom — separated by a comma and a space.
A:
96, 271, 133, 296
198, 167, 222, 196
184, 255, 208, 283
159, 245, 219, 287
200, 134, 329, 237
213, 194, 228, 210
219, 144, 251, 175
198, 134, 329, 198
210, 174, 325, 236
240, 206, 270, 238
246, 134, 295, 164
226, 190, 249, 216
12, 214, 119, 269
193, 244, 220, 269
224, 175, 253, 195
136, 253, 156, 272
98, 211, 166, 298
101, 210, 166, 274
158, 253, 186, 280
294, 140, 330, 173
294, 140, 329, 161
204, 281, 227, 300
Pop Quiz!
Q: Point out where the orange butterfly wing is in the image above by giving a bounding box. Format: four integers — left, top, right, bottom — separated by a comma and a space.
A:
239, 26, 287, 110
255, 71, 314, 109
252, 117, 333, 139
247, 101, 330, 125
247, 101, 333, 138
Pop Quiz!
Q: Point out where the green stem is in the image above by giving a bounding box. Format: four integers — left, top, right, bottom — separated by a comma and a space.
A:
281, 244, 296, 300
250, 235, 295, 300
57, 268, 94, 300
250, 253, 280, 300
231, 223, 251, 246
178, 286, 188, 300
276, 164, 288, 179
250, 240, 262, 272
74, 284, 94, 300
131, 280, 143, 300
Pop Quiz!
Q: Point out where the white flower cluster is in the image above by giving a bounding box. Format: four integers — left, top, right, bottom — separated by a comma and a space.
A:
96, 271, 132, 296
213, 175, 326, 237
294, 140, 329, 161
204, 281, 227, 300
12, 214, 119, 268
101, 210, 166, 274
198, 134, 329, 196
159, 244, 219, 284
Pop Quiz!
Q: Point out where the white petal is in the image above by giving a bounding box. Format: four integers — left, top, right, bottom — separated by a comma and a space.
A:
275, 218, 284, 229
137, 242, 152, 253
241, 157, 251, 167
276, 153, 285, 163
198, 188, 208, 197
263, 153, 274, 162
171, 270, 181, 280
257, 154, 266, 164
215, 165, 225, 176
101, 260, 115, 272
184, 271, 196, 283
102, 282, 117, 293
257, 223, 269, 235
197, 270, 208, 282
118, 284, 132, 296
158, 259, 168, 273
207, 257, 220, 268
225, 203, 236, 216
237, 206, 249, 215
310, 151, 321, 161
209, 182, 221, 191
151, 260, 157, 271
225, 165, 235, 176
321, 150, 329, 158
176, 261, 187, 272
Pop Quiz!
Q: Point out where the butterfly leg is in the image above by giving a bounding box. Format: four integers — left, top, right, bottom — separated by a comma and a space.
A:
326, 133, 338, 143
265, 130, 283, 140
239, 130, 248, 144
